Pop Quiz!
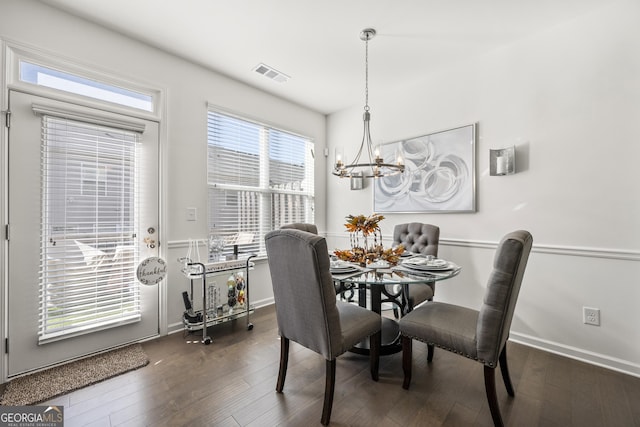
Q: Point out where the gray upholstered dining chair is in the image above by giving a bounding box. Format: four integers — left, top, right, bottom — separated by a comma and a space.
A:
265, 228, 381, 426
391, 223, 440, 314
398, 230, 532, 427
280, 222, 318, 234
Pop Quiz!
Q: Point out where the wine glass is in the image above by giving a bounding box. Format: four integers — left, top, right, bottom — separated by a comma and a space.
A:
208, 235, 225, 262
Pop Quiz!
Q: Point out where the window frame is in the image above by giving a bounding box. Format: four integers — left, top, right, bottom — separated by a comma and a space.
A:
5, 43, 162, 120
206, 107, 315, 258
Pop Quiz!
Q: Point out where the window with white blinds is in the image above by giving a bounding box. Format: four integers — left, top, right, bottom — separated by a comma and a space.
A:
207, 110, 314, 257
39, 115, 141, 342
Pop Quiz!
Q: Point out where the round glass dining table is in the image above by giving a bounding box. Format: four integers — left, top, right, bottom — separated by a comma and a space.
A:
332, 263, 461, 355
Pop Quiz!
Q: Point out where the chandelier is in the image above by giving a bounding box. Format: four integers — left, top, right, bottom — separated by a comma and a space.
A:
333, 28, 405, 179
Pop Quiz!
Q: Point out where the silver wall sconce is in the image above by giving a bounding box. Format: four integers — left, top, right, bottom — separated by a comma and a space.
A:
490, 146, 515, 176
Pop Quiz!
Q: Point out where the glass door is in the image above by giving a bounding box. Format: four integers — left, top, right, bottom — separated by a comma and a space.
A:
7, 90, 160, 376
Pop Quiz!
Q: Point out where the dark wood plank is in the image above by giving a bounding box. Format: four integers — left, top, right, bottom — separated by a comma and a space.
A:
598, 369, 636, 426
570, 360, 606, 426
33, 305, 640, 427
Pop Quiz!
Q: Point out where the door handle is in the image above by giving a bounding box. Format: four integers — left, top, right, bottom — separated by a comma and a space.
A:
145, 227, 158, 248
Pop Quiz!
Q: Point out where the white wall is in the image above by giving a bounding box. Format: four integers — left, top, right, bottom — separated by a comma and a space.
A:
326, 0, 640, 376
0, 0, 325, 353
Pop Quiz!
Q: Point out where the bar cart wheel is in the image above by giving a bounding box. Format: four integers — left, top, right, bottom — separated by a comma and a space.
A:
247, 323, 254, 331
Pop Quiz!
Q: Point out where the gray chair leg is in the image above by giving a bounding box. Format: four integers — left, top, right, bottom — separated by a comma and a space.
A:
370, 331, 380, 381
402, 335, 412, 390
499, 345, 515, 396
321, 359, 336, 426
276, 337, 289, 393
484, 366, 504, 427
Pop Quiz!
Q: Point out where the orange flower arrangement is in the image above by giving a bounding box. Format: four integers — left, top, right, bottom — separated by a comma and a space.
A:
344, 213, 385, 235
335, 214, 404, 266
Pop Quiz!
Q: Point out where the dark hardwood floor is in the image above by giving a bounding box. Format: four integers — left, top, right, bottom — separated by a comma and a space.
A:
43, 305, 640, 426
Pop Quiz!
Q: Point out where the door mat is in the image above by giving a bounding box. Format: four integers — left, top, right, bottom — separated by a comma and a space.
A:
0, 343, 149, 406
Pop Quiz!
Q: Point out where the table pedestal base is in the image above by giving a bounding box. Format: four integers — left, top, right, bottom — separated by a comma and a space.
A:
350, 317, 401, 356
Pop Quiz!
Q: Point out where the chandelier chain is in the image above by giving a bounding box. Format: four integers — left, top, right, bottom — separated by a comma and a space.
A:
364, 36, 369, 111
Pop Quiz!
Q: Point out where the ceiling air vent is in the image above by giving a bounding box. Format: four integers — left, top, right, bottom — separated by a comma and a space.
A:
253, 63, 290, 83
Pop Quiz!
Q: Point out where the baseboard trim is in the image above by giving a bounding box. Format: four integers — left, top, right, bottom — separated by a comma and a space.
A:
510, 332, 640, 378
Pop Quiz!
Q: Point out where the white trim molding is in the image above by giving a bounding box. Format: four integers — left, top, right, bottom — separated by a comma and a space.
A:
510, 332, 640, 378
166, 239, 267, 262
326, 232, 640, 262
441, 238, 640, 261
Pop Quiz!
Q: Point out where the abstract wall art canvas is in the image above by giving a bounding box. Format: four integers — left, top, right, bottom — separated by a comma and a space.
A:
374, 123, 476, 213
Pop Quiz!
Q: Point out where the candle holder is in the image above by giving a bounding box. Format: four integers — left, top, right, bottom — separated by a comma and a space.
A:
490, 146, 516, 176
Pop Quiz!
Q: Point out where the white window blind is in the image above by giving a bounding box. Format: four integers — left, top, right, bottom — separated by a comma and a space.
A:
39, 115, 141, 343
207, 110, 314, 257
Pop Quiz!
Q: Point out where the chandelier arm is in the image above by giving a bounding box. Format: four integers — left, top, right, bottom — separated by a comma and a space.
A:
333, 166, 404, 179
343, 163, 405, 169
346, 123, 367, 174
363, 113, 376, 165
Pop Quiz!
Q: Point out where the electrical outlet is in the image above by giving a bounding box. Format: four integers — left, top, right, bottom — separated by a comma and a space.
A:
583, 307, 600, 326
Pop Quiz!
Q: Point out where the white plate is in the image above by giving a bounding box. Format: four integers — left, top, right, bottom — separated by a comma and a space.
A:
402, 264, 452, 271
403, 257, 447, 267
330, 266, 360, 274
401, 259, 452, 271
330, 260, 351, 268
331, 265, 355, 271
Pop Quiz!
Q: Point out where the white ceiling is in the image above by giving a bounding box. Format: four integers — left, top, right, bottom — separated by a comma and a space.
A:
39, 0, 606, 115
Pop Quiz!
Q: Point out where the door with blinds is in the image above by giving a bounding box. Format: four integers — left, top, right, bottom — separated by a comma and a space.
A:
7, 91, 160, 377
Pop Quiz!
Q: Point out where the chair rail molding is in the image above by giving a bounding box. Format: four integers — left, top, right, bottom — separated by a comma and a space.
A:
441, 238, 640, 261
325, 233, 640, 262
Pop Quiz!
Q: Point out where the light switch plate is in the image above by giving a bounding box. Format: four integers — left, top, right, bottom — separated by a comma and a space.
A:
186, 207, 197, 221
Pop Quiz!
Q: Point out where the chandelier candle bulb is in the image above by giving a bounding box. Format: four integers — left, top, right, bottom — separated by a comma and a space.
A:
496, 155, 507, 175
334, 147, 344, 170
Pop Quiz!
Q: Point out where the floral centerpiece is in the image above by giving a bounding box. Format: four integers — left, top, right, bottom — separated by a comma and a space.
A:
334, 213, 404, 266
